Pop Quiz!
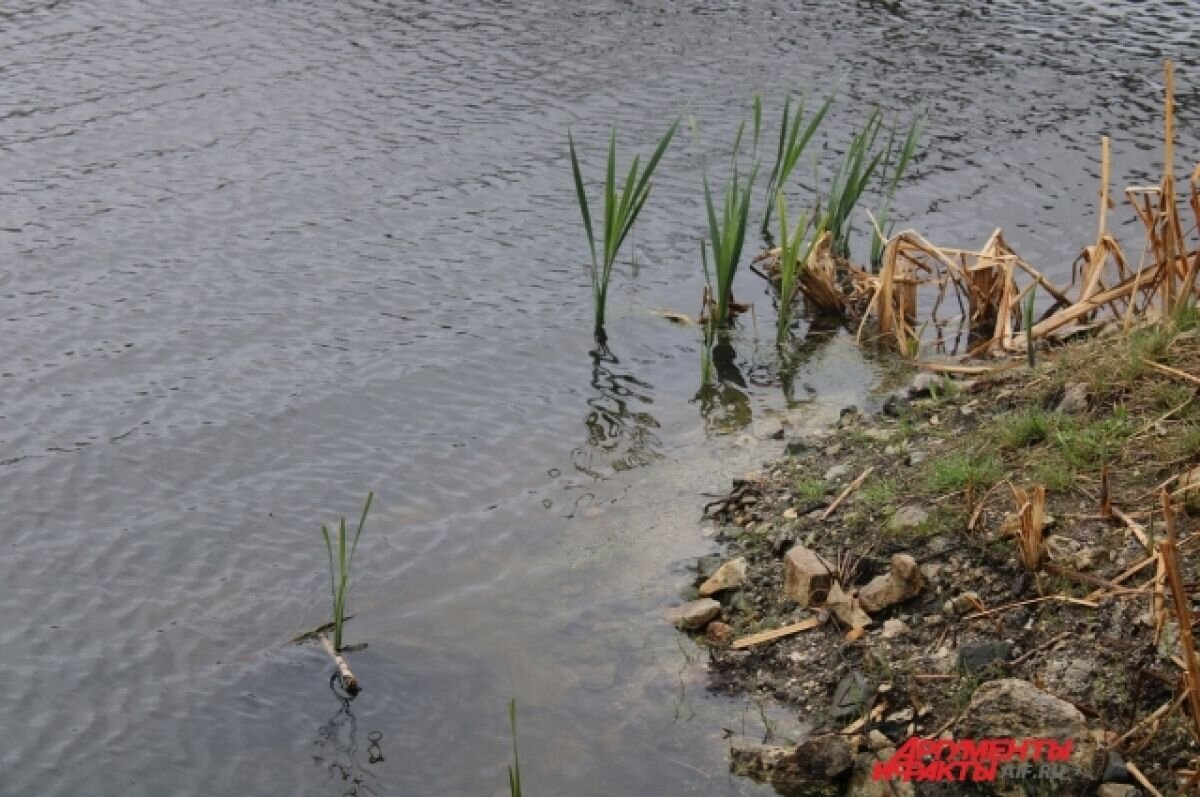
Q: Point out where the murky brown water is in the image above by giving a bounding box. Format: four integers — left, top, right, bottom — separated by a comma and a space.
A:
1, 2, 1198, 795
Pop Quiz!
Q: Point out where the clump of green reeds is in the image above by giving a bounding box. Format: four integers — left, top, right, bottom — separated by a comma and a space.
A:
773, 193, 825, 342
320, 491, 374, 652
568, 119, 680, 343
760, 91, 835, 235
819, 109, 922, 265
507, 699, 523, 797
701, 121, 759, 328
869, 115, 923, 269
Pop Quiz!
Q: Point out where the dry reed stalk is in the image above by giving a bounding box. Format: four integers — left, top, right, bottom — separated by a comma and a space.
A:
1160, 488, 1200, 742
1010, 485, 1047, 571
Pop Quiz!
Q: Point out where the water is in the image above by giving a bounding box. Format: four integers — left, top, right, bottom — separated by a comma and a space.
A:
1, 2, 1197, 795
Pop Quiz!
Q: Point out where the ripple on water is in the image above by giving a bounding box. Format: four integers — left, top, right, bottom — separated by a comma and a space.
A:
1, 1, 1198, 795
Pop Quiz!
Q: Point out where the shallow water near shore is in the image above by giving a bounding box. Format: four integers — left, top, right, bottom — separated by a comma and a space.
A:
1, 2, 1199, 795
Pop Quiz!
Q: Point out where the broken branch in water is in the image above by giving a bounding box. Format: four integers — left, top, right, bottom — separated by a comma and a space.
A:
319, 632, 360, 695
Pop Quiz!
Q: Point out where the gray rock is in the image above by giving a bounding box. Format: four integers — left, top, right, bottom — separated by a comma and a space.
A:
957, 640, 1013, 673
887, 505, 928, 533
664, 598, 721, 630
699, 557, 748, 597
846, 748, 915, 797
958, 679, 1101, 788
1057, 382, 1090, 414
823, 463, 850, 482
729, 738, 850, 797
880, 619, 907, 639
1102, 750, 1129, 783
908, 372, 941, 398
905, 450, 927, 466
1097, 784, 1139, 797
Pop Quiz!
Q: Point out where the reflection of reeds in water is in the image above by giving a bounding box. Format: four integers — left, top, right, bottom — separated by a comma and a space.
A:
570, 346, 663, 478
693, 333, 753, 435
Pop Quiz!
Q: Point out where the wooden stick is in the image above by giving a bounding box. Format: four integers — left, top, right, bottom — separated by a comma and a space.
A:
1127, 760, 1167, 797
1113, 506, 1151, 550
962, 594, 1098, 621
1010, 631, 1071, 666
821, 466, 875, 521
1146, 359, 1200, 387
730, 617, 821, 650
319, 632, 360, 694
1110, 695, 1182, 750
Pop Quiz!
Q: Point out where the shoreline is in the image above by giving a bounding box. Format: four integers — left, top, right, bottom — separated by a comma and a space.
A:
670, 313, 1200, 796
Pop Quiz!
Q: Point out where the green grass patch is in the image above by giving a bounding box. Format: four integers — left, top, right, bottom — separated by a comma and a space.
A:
858, 477, 896, 508
795, 477, 826, 504
997, 407, 1054, 449
927, 451, 1002, 493
1053, 415, 1132, 469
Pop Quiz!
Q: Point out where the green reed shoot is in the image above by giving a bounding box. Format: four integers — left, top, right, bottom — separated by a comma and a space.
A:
568, 119, 680, 341
702, 122, 759, 328
821, 108, 889, 260
869, 114, 924, 270
320, 491, 374, 652
760, 91, 835, 234
774, 193, 825, 342
507, 699, 523, 797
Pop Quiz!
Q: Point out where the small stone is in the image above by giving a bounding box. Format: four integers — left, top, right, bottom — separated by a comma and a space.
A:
730, 592, 756, 616
1097, 785, 1138, 797
824, 463, 850, 481
957, 640, 1013, 673
943, 591, 981, 617
881, 619, 908, 639
1101, 750, 1129, 783
867, 729, 890, 751
782, 507, 798, 520
826, 582, 872, 629
882, 393, 910, 418
906, 450, 927, 466
699, 557, 748, 597
783, 546, 836, 608
908, 372, 940, 398
705, 621, 735, 647
887, 505, 928, 533
858, 554, 925, 613
664, 599, 721, 630
1057, 382, 1090, 414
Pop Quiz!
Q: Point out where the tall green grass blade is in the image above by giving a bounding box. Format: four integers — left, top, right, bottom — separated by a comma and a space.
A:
567, 132, 596, 270
507, 699, 522, 797
568, 118, 679, 340
320, 492, 374, 653
761, 90, 835, 233
870, 114, 924, 269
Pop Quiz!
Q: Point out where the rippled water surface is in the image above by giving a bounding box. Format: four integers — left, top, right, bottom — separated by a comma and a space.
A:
2, 2, 1198, 795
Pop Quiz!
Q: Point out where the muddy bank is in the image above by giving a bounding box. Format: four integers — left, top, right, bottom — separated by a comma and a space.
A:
670, 317, 1200, 796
